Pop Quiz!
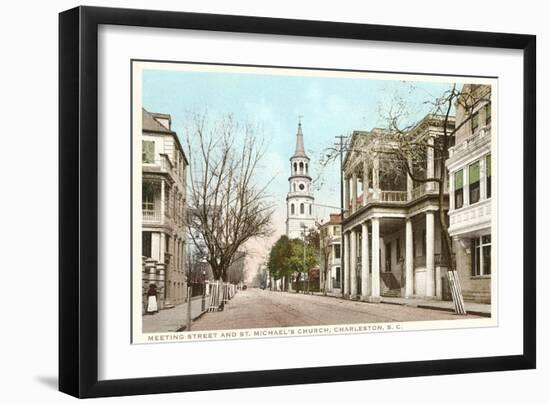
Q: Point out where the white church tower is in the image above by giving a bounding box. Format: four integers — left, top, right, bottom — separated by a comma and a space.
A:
286, 120, 316, 239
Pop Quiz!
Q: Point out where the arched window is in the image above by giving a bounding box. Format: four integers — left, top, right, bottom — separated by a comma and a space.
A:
309, 204, 312, 215
306, 163, 308, 174
300, 203, 304, 214
291, 204, 295, 215
299, 162, 304, 173
293, 162, 297, 174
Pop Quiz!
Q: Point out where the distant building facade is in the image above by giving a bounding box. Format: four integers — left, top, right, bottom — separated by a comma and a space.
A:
341, 115, 455, 302
319, 213, 342, 293
286, 121, 316, 240
141, 108, 189, 309
446, 84, 492, 303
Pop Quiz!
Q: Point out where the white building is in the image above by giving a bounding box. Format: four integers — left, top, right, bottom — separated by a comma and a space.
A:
141, 108, 189, 308
319, 213, 342, 294
446, 84, 492, 303
341, 116, 454, 302
286, 121, 316, 239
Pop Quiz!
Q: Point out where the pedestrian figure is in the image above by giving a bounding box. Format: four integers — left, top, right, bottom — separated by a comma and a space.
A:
146, 284, 158, 314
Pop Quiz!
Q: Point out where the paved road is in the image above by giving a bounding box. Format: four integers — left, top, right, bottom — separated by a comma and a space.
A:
191, 288, 481, 331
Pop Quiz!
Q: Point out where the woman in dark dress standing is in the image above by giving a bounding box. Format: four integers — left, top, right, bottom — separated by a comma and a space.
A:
146, 284, 158, 314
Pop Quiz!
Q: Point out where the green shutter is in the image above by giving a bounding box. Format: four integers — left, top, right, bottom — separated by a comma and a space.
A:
454, 170, 463, 190
469, 161, 480, 184
142, 140, 155, 163
486, 155, 491, 177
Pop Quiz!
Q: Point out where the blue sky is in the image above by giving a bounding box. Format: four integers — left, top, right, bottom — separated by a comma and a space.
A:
142, 66, 456, 272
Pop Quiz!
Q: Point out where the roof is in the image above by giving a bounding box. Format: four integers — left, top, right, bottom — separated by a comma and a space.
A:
291, 122, 308, 159
142, 108, 173, 133
321, 213, 342, 226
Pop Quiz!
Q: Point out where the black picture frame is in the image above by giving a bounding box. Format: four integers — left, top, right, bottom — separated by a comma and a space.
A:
59, 5, 536, 398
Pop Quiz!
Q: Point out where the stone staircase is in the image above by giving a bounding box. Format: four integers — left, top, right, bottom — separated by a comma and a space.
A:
381, 288, 401, 298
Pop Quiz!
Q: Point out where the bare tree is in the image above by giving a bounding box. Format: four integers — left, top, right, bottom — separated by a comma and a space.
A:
185, 113, 275, 284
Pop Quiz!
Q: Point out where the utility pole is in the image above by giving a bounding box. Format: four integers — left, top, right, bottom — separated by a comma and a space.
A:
335, 135, 346, 298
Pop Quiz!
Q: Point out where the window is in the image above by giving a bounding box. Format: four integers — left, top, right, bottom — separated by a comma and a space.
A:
485, 103, 491, 125
142, 140, 155, 163
396, 238, 401, 260
421, 230, 426, 257
385, 242, 391, 272
334, 226, 341, 236
305, 163, 308, 174
142, 183, 154, 212
300, 203, 304, 214
335, 267, 341, 282
293, 162, 297, 174
334, 244, 341, 259
290, 204, 295, 215
472, 111, 479, 131
299, 162, 304, 173
142, 231, 152, 258
486, 154, 491, 198
309, 204, 312, 215
299, 183, 305, 190
454, 170, 464, 209
472, 234, 491, 276
469, 161, 480, 204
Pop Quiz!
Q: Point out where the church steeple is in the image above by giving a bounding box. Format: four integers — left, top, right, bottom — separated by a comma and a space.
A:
293, 122, 307, 158
286, 118, 315, 240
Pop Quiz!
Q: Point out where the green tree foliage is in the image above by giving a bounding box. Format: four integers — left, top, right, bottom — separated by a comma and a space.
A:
267, 233, 319, 292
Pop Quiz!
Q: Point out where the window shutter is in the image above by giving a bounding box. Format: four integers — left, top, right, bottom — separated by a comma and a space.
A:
142, 140, 155, 163
454, 170, 463, 190
486, 155, 491, 177
469, 161, 480, 183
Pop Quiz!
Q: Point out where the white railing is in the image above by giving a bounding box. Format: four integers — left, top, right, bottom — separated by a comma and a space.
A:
380, 190, 408, 202
143, 209, 161, 222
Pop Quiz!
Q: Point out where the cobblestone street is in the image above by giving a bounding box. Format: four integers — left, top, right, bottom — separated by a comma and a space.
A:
191, 287, 483, 331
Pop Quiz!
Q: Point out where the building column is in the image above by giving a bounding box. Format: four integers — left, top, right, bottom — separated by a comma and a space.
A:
350, 229, 357, 298
405, 218, 414, 298
425, 211, 435, 298
370, 217, 380, 302
351, 172, 358, 213
160, 180, 165, 225
361, 222, 370, 300
480, 155, 487, 200
343, 231, 350, 296
362, 163, 369, 206
463, 165, 470, 206
344, 173, 350, 215
372, 157, 380, 200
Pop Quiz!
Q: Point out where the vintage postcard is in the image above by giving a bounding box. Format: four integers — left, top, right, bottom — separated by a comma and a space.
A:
131, 61, 497, 344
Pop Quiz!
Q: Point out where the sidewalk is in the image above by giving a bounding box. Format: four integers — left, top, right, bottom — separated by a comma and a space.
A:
312, 291, 491, 317
142, 295, 207, 333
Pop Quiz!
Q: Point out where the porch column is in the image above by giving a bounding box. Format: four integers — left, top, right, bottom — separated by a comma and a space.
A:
361, 221, 370, 300
427, 136, 435, 191
344, 173, 350, 215
343, 231, 350, 296
426, 211, 435, 298
350, 229, 357, 298
363, 163, 369, 207
405, 218, 414, 298
372, 157, 380, 200
160, 179, 165, 225
351, 172, 358, 213
370, 217, 380, 302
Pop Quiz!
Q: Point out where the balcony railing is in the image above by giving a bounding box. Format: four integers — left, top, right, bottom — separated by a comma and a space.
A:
143, 209, 161, 222
380, 190, 408, 202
